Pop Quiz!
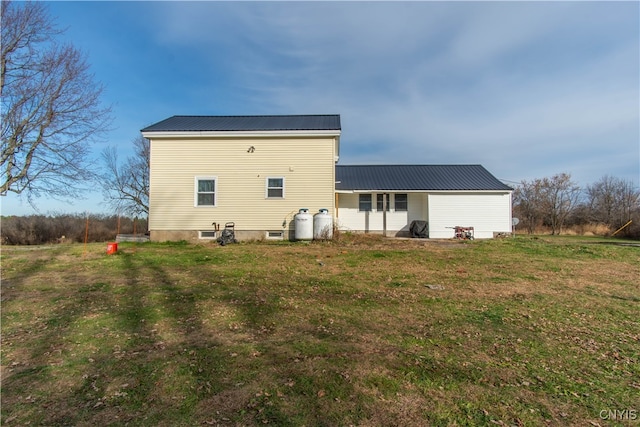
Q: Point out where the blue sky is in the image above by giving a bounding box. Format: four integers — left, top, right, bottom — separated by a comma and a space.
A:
3, 0, 639, 216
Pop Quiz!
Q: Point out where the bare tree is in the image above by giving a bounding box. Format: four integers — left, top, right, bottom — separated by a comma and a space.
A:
1, 1, 111, 202
587, 175, 640, 230
513, 178, 544, 234
101, 135, 149, 216
539, 173, 581, 235
514, 173, 581, 235
587, 175, 620, 226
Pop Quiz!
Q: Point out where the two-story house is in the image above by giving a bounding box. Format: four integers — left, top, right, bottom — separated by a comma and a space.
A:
141, 114, 513, 241
141, 115, 341, 242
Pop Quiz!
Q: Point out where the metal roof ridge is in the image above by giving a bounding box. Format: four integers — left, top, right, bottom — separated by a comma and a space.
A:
336, 164, 484, 167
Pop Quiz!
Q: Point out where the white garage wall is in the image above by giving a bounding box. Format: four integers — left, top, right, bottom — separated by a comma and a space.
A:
428, 192, 512, 239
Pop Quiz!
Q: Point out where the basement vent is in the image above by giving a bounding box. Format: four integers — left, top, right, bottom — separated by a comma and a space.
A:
199, 230, 217, 239
266, 231, 284, 240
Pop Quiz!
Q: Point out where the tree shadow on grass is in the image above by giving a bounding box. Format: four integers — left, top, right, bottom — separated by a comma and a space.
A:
1, 252, 112, 424
2, 245, 367, 426
61, 249, 228, 425
0, 247, 212, 425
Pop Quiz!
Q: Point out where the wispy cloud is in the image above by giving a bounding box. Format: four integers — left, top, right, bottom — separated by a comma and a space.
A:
77, 1, 640, 185
5, 1, 637, 215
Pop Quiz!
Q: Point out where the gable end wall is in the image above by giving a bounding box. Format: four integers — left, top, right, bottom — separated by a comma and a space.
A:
149, 136, 336, 241
428, 192, 512, 239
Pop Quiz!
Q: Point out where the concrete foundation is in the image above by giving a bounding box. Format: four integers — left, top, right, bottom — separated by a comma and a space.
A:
150, 229, 287, 243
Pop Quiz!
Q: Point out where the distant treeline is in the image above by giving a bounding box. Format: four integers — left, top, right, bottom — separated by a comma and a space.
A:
1, 214, 148, 245
513, 174, 640, 239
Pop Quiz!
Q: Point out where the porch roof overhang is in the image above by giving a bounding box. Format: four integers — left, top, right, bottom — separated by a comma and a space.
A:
335, 164, 513, 192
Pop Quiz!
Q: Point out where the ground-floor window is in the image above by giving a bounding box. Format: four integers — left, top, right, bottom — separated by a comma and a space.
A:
376, 194, 390, 211
395, 193, 408, 211
359, 194, 372, 211
199, 230, 217, 239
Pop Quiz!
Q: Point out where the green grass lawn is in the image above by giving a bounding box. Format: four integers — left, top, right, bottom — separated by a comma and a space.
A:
1, 235, 639, 426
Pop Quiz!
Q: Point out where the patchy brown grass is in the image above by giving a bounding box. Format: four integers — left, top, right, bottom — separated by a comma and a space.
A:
1, 235, 639, 426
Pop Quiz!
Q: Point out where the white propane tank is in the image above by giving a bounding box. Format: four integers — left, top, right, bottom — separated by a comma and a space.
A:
313, 209, 333, 240
294, 208, 313, 241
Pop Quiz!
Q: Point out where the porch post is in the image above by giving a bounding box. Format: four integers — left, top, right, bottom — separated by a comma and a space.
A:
383, 193, 388, 237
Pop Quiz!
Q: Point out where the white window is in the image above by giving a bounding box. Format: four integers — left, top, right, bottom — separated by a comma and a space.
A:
199, 230, 217, 239
195, 177, 217, 207
359, 194, 372, 212
266, 231, 284, 240
266, 177, 285, 199
394, 194, 408, 211
376, 194, 390, 211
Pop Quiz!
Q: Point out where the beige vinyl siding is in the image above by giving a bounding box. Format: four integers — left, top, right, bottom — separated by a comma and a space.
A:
149, 136, 336, 232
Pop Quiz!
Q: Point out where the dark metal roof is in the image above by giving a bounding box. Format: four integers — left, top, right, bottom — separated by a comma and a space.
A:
141, 115, 341, 132
336, 165, 512, 191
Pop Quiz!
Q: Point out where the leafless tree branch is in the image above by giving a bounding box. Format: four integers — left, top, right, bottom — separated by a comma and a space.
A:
100, 135, 149, 216
1, 0, 112, 204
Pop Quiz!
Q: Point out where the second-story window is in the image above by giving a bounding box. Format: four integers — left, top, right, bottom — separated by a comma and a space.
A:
195, 177, 217, 207
266, 177, 285, 198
